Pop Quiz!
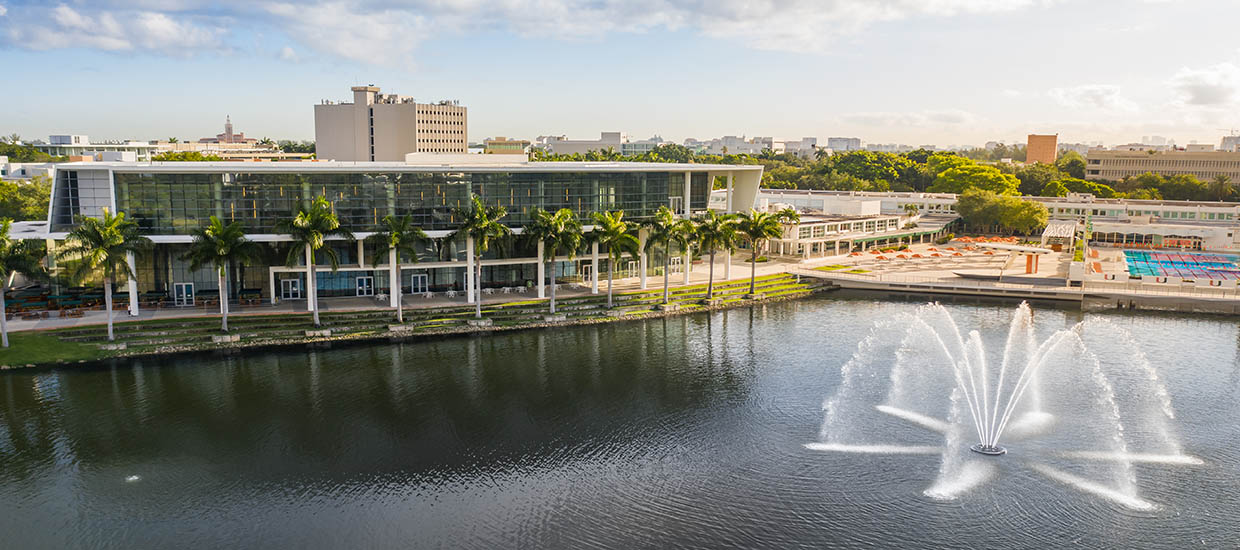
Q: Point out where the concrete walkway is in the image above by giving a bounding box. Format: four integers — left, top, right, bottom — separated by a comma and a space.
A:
6, 255, 802, 333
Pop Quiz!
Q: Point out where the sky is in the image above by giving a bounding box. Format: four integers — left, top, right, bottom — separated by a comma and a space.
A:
3, 0, 1240, 148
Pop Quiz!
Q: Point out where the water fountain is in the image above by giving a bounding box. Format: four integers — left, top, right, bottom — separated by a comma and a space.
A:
807, 302, 1201, 510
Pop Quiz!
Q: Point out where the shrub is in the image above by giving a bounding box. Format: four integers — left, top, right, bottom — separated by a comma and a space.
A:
934, 233, 955, 245
744, 256, 770, 263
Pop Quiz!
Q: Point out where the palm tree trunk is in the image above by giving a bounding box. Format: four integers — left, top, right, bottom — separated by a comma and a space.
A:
474, 254, 483, 319
606, 254, 615, 309
306, 247, 319, 327
749, 245, 758, 295
1, 285, 8, 348
105, 276, 115, 342
550, 260, 558, 314
220, 264, 229, 333
707, 251, 716, 299
391, 249, 402, 324
662, 245, 670, 305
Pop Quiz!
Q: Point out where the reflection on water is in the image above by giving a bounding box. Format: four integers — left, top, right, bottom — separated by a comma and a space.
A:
1, 297, 1239, 549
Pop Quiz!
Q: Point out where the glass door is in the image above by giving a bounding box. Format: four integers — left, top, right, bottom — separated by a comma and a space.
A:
356, 276, 375, 296
173, 283, 194, 307
280, 278, 301, 300
410, 273, 428, 294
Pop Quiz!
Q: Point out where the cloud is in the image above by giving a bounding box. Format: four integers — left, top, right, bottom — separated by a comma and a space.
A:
1, 0, 1069, 66
279, 45, 298, 62
1169, 62, 1240, 106
5, 3, 224, 53
0, 5, 7, 17
1048, 84, 1138, 112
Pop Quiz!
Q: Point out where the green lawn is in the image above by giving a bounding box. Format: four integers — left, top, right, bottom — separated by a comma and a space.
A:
0, 331, 107, 365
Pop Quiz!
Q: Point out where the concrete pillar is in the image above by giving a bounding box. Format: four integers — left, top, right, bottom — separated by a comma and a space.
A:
683, 171, 691, 217
537, 240, 546, 298
638, 230, 648, 289
726, 173, 734, 212
590, 242, 599, 294
682, 248, 691, 285
357, 240, 366, 268
126, 251, 139, 316
724, 249, 732, 279
305, 247, 315, 312
466, 236, 475, 303
268, 267, 277, 305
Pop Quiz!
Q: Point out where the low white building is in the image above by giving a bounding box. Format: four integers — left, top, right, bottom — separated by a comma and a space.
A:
33, 135, 157, 161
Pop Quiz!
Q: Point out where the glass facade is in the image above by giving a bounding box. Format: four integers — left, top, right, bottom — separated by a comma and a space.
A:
107, 170, 707, 235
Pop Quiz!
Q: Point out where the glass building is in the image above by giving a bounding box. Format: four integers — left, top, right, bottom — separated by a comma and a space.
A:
38, 160, 763, 313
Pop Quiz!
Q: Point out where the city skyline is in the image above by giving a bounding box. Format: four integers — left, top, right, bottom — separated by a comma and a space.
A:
3, 0, 1240, 147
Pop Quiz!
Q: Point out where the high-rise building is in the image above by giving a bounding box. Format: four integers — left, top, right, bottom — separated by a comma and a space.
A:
1221, 135, 1240, 152
314, 85, 467, 161
1085, 150, 1240, 182
1026, 134, 1058, 164
826, 137, 862, 152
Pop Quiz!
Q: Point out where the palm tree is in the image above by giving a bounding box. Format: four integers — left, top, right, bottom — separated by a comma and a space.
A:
693, 210, 738, 299
589, 211, 639, 309
904, 203, 920, 217
524, 208, 583, 314
180, 216, 262, 333
365, 214, 428, 323
777, 207, 801, 225
735, 209, 784, 296
643, 206, 695, 306
56, 209, 151, 341
0, 219, 46, 347
450, 196, 511, 319
1211, 175, 1233, 202
167, 137, 179, 143
275, 196, 354, 327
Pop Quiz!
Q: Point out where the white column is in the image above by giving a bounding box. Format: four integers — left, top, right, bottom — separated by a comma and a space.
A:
726, 173, 734, 212
465, 236, 475, 304
389, 248, 399, 308
638, 230, 648, 289
683, 170, 692, 217
590, 242, 599, 294
126, 251, 139, 316
357, 240, 366, 268
536, 241, 546, 298
268, 267, 277, 305
682, 249, 691, 285
724, 249, 732, 279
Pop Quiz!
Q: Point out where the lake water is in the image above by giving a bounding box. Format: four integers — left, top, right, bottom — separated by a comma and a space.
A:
2, 294, 1238, 549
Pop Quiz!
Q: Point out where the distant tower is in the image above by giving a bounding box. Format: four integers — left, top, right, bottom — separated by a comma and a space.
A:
224, 116, 233, 140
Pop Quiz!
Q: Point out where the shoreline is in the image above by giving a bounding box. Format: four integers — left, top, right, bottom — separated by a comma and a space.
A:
1, 285, 828, 373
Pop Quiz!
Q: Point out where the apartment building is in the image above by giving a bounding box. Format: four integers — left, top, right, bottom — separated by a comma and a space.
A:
314, 85, 467, 161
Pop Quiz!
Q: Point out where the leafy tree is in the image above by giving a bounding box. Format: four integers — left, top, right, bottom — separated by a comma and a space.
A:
56, 209, 151, 341
589, 211, 639, 309
0, 175, 52, 221
929, 163, 1020, 195
734, 209, 784, 295
365, 214, 428, 323
926, 153, 973, 175
451, 196, 511, 319
152, 151, 223, 162
0, 142, 59, 162
1041, 180, 1069, 197
180, 216, 262, 332
1055, 150, 1087, 179
692, 210, 737, 299
275, 196, 354, 327
1057, 177, 1115, 198
0, 219, 46, 347
831, 151, 912, 184
1015, 163, 1061, 196
524, 208, 583, 314
957, 189, 1048, 234
642, 206, 694, 305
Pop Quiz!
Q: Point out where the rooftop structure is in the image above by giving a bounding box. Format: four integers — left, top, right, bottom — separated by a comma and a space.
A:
33, 135, 158, 161
198, 116, 257, 144
314, 85, 467, 161
483, 136, 530, 155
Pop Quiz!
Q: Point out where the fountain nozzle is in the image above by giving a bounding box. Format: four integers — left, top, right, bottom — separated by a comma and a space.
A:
970, 444, 1007, 456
